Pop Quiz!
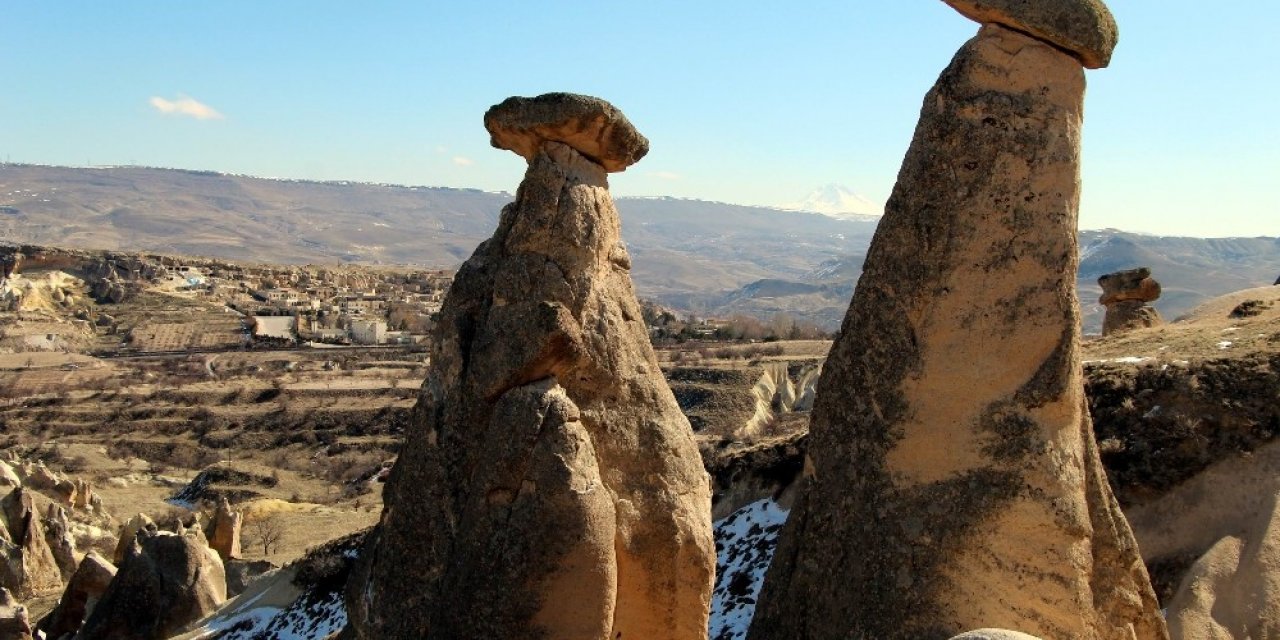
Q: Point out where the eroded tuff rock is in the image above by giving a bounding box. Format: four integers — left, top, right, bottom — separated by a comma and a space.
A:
749, 19, 1166, 640
42, 505, 77, 582
0, 588, 32, 640
1121, 438, 1280, 639
1099, 267, 1163, 335
1164, 515, 1280, 640
112, 514, 153, 565
941, 0, 1118, 68
0, 488, 63, 600
484, 92, 649, 172
79, 528, 226, 640
0, 254, 18, 281
347, 93, 713, 639
17, 464, 60, 493
205, 497, 242, 563
37, 552, 116, 640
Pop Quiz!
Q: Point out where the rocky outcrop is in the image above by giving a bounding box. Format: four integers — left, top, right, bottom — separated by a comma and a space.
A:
1099, 267, 1163, 335
112, 514, 154, 565
0, 254, 18, 281
0, 466, 17, 491
941, 0, 1118, 68
49, 480, 76, 508
71, 479, 94, 511
749, 5, 1166, 639
79, 528, 226, 640
484, 93, 649, 172
705, 431, 807, 521
0, 588, 32, 640
205, 497, 242, 563
741, 362, 822, 439
347, 92, 714, 639
37, 552, 116, 640
42, 505, 77, 582
1164, 520, 1280, 640
224, 558, 275, 598
17, 464, 60, 493
1123, 438, 1280, 638
0, 488, 64, 599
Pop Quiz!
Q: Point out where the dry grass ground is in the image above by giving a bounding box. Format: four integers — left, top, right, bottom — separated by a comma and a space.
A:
1083, 285, 1280, 362
0, 344, 420, 567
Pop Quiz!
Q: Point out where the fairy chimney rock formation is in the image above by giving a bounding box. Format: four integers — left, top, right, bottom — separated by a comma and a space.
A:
205, 498, 242, 563
0, 488, 64, 600
112, 514, 154, 565
71, 479, 94, 511
748, 4, 1167, 640
37, 552, 117, 640
78, 528, 226, 640
1099, 267, 1163, 335
346, 92, 714, 639
43, 505, 77, 582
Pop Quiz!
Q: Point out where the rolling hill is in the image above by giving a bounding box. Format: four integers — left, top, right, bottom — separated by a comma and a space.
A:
2, 164, 1276, 332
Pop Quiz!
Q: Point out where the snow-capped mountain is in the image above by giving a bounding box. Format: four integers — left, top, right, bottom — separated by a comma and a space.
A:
779, 184, 882, 221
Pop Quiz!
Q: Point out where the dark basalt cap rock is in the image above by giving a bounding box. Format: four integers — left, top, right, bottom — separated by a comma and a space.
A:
484, 92, 649, 172
941, 0, 1119, 68
1098, 267, 1161, 305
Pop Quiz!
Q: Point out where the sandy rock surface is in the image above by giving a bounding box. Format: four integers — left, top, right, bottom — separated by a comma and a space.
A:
79, 528, 226, 640
347, 94, 713, 639
37, 551, 116, 640
749, 21, 1164, 640
0, 488, 64, 600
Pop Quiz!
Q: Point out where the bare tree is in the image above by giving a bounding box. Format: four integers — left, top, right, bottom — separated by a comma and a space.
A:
247, 513, 285, 556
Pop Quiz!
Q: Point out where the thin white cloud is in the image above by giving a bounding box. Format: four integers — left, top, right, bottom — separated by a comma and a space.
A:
649, 171, 681, 180
452, 156, 474, 167
149, 95, 224, 120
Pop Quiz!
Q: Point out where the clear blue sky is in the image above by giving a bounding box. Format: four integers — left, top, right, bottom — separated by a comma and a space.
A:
2, 2, 1275, 237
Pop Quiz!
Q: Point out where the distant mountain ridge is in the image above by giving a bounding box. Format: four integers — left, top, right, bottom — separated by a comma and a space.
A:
709, 231, 1280, 333
2, 164, 1276, 332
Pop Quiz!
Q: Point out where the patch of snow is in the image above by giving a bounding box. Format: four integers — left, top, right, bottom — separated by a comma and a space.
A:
166, 498, 197, 510
193, 591, 347, 640
710, 499, 789, 640
1223, 327, 1239, 333
1218, 341, 1234, 350
189, 607, 278, 639
1083, 356, 1153, 365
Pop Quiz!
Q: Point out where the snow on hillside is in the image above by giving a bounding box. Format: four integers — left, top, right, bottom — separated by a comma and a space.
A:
710, 499, 790, 640
183, 502, 792, 639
